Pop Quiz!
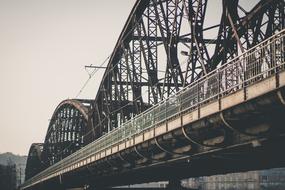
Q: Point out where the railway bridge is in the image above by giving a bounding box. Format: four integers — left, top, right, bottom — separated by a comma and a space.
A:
22, 0, 285, 189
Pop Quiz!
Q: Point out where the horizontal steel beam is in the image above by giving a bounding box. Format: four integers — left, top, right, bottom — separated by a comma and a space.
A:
132, 36, 217, 44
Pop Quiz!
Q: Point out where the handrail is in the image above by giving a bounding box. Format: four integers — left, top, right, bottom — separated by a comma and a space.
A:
22, 29, 285, 189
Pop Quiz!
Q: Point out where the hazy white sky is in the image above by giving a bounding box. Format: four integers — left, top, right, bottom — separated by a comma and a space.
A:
0, 0, 258, 156
0, 0, 134, 155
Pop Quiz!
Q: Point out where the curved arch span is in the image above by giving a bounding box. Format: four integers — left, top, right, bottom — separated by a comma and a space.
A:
25, 143, 43, 180
41, 99, 95, 168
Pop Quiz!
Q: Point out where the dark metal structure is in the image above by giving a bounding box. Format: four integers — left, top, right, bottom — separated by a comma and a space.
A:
92, 0, 285, 138
41, 99, 94, 168
25, 99, 95, 179
25, 143, 43, 180
24, 0, 285, 188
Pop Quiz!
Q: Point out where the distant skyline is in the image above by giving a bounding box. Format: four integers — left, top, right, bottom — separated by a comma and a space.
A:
0, 0, 258, 156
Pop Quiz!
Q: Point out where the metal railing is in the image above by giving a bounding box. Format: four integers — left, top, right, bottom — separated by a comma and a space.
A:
22, 29, 285, 189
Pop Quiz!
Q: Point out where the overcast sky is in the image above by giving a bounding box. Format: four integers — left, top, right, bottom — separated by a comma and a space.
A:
0, 0, 258, 156
0, 0, 134, 155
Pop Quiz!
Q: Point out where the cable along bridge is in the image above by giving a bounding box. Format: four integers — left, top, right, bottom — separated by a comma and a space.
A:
22, 0, 285, 189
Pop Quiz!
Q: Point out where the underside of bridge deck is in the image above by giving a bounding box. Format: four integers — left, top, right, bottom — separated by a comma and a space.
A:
27, 85, 285, 190
22, 0, 285, 189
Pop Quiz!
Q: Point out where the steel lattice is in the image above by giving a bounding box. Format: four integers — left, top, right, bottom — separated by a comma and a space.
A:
92, 0, 285, 138
25, 0, 285, 180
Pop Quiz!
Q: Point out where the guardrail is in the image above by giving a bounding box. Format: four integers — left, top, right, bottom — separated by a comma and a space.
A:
22, 29, 285, 189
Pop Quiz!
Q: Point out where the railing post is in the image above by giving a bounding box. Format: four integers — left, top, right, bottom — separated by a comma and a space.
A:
197, 81, 200, 118
179, 91, 182, 114
273, 36, 277, 73
218, 68, 221, 98
165, 101, 167, 121
152, 106, 155, 126
243, 54, 247, 88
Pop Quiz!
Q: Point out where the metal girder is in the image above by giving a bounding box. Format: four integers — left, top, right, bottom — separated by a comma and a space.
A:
22, 1, 285, 187
210, 0, 285, 70
90, 0, 285, 140
25, 143, 43, 180
183, 0, 209, 85
41, 99, 94, 168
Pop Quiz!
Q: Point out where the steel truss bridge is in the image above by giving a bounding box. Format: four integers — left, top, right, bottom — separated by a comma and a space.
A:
22, 0, 285, 189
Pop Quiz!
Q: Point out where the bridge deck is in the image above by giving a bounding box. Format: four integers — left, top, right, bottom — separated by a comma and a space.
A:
22, 29, 285, 190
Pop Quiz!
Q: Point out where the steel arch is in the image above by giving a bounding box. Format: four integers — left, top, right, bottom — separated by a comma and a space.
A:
22, 0, 285, 187
41, 99, 94, 168
25, 143, 43, 180
92, 0, 285, 139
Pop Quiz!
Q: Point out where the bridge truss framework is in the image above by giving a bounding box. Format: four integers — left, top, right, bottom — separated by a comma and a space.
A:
24, 0, 285, 189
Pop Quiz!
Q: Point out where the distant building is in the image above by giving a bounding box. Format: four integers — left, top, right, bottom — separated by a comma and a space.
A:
0, 152, 27, 188
183, 168, 285, 190
0, 164, 17, 190
259, 168, 285, 190
119, 168, 285, 190
16, 163, 26, 187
